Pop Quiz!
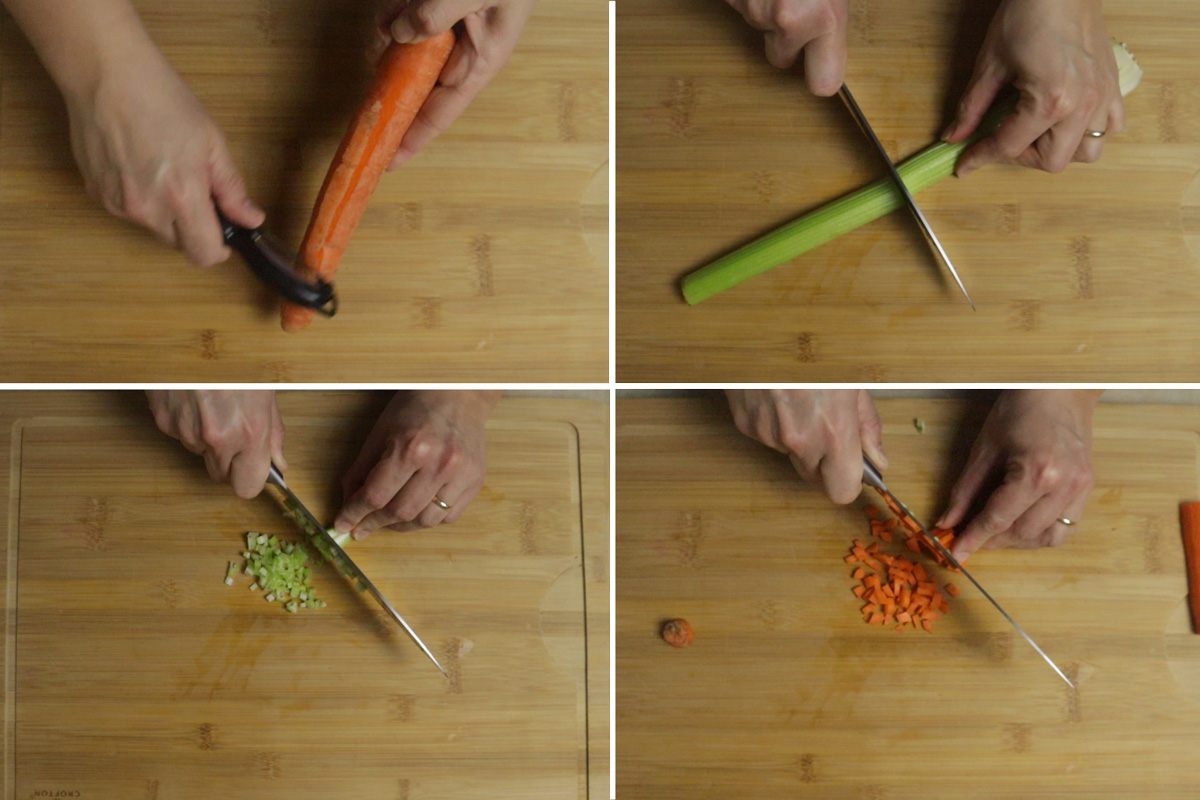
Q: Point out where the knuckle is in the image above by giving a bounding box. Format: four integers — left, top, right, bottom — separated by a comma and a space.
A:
401, 435, 433, 463
1040, 89, 1071, 118
779, 429, 809, 454
361, 486, 393, 510
408, 3, 440, 35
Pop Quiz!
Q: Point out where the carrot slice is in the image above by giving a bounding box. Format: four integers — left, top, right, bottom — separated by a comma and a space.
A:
283, 32, 456, 332
868, 613, 885, 625
944, 583, 960, 598
852, 585, 866, 598
921, 619, 933, 633
851, 567, 866, 580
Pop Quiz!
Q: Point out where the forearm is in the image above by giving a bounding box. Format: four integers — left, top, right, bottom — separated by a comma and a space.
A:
1, 0, 158, 100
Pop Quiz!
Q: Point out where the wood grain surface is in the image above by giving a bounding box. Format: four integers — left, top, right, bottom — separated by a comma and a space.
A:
616, 0, 1200, 381
617, 395, 1200, 797
0, 0, 608, 382
0, 392, 609, 799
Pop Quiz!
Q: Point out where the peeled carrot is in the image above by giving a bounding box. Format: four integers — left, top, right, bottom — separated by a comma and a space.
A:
1180, 502, 1200, 633
283, 32, 456, 332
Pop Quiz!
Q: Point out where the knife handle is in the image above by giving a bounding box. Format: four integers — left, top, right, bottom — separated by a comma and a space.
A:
218, 210, 338, 317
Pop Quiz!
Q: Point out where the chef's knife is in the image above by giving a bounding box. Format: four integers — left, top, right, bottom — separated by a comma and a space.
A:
266, 464, 446, 676
837, 83, 975, 309
862, 456, 1074, 689
218, 211, 338, 318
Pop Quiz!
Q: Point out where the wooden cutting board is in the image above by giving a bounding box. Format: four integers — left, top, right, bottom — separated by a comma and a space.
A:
0, 392, 609, 799
616, 0, 1200, 381
0, 0, 607, 382
617, 396, 1200, 797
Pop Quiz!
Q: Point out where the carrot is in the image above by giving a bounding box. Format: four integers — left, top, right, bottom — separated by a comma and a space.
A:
661, 618, 694, 648
282, 32, 456, 332
852, 585, 865, 598
1180, 502, 1200, 633
851, 567, 866, 580
944, 583, 960, 598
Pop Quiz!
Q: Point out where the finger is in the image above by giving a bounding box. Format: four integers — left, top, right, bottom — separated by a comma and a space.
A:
944, 64, 1008, 143
802, 26, 847, 97
763, 28, 807, 70
956, 93, 1053, 178
203, 447, 234, 484
936, 444, 1000, 529
334, 445, 418, 534
443, 479, 482, 524
1002, 484, 1078, 548
1038, 110, 1091, 174
391, 0, 485, 44
1106, 95, 1126, 137
173, 195, 230, 268
816, 424, 864, 505
228, 447, 272, 499
269, 401, 287, 473
950, 469, 1044, 562
383, 465, 446, 527
856, 390, 887, 470
209, 145, 265, 229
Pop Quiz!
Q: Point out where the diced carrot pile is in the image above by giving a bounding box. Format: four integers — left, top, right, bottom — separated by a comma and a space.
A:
848, 502, 963, 633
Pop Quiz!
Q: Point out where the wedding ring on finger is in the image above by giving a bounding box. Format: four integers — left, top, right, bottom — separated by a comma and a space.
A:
1084, 130, 1106, 138
1057, 517, 1076, 527
431, 495, 452, 511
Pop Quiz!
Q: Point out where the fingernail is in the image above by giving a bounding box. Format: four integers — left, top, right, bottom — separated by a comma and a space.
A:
333, 519, 350, 534
353, 530, 368, 541
941, 120, 957, 141
391, 18, 416, 43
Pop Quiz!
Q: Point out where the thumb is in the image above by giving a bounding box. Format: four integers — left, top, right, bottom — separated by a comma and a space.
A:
391, 0, 481, 44
856, 390, 887, 469
943, 63, 1007, 143
209, 144, 265, 229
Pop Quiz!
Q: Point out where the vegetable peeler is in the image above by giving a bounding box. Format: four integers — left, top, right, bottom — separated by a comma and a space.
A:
218, 211, 338, 318
266, 464, 446, 676
862, 455, 1075, 688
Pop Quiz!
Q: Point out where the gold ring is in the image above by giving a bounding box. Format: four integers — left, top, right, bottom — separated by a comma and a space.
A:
1084, 130, 1106, 138
431, 495, 452, 510
1057, 517, 1075, 526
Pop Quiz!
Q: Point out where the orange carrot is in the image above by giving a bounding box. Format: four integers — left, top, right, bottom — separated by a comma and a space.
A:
662, 618, 694, 648
1181, 502, 1200, 633
851, 567, 866, 580
283, 33, 456, 332
944, 583, 960, 598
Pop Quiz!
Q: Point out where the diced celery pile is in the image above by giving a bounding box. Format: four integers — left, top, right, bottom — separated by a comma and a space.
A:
223, 531, 326, 612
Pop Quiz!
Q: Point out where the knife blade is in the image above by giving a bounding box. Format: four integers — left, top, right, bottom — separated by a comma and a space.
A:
266, 464, 447, 677
862, 456, 1074, 689
837, 83, 975, 309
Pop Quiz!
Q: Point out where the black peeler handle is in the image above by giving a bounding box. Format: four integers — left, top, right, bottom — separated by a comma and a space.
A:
218, 210, 337, 318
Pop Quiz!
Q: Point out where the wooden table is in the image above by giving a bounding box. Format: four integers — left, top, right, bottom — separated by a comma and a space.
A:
0, 0, 608, 382
617, 395, 1200, 797
616, 0, 1200, 381
0, 392, 609, 799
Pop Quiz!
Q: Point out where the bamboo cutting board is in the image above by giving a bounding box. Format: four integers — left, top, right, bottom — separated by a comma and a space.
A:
0, 0, 607, 382
616, 0, 1200, 381
617, 396, 1200, 797
0, 392, 609, 799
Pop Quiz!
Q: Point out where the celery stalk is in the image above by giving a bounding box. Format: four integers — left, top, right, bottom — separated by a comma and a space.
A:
681, 41, 1142, 305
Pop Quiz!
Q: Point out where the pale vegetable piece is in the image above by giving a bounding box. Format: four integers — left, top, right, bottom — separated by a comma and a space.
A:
914, 418, 926, 434
680, 41, 1144, 304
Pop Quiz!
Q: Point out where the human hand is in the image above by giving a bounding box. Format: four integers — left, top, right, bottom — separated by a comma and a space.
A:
147, 390, 286, 499
944, 0, 1123, 177
722, 0, 849, 95
334, 390, 502, 539
725, 389, 886, 504
64, 43, 265, 265
937, 390, 1101, 562
370, 0, 536, 168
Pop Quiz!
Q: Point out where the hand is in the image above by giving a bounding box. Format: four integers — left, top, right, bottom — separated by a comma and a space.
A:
725, 389, 886, 504
334, 390, 502, 539
937, 390, 1101, 562
945, 0, 1123, 177
371, 0, 536, 168
723, 0, 849, 95
147, 390, 286, 499
64, 46, 265, 265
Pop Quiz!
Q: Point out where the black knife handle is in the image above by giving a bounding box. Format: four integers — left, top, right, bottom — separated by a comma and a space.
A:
218, 210, 337, 317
